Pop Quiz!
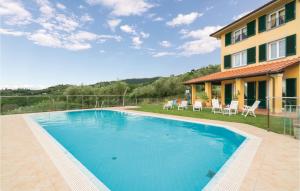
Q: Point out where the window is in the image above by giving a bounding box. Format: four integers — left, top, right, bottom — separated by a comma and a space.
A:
268, 39, 286, 60
267, 8, 285, 29
232, 27, 247, 43
232, 50, 247, 67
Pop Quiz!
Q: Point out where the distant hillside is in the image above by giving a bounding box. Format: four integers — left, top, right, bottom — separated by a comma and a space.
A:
0, 65, 220, 97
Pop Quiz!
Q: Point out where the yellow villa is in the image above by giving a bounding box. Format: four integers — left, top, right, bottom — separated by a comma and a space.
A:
185, 0, 300, 113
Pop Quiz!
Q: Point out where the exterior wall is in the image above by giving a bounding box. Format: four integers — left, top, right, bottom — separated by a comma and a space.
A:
283, 64, 300, 104
191, 84, 196, 104
219, 0, 300, 71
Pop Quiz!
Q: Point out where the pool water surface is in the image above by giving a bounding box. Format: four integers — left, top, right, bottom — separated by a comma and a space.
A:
33, 110, 245, 191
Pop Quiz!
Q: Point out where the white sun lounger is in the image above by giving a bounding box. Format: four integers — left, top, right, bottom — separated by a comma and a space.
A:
212, 99, 222, 114
242, 100, 260, 117
178, 100, 188, 110
193, 101, 203, 111
223, 100, 239, 115
163, 101, 173, 110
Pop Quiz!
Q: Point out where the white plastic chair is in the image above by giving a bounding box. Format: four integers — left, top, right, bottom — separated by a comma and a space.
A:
193, 101, 202, 111
212, 99, 222, 114
163, 101, 173, 110
223, 100, 239, 115
178, 100, 188, 110
242, 101, 260, 117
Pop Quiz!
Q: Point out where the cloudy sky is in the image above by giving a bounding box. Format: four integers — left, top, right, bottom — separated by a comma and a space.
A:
0, 0, 268, 89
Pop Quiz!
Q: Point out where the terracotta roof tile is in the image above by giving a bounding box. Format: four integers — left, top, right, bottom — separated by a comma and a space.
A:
185, 57, 300, 84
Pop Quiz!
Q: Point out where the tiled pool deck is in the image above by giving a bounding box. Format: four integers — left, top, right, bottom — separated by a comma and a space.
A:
1, 108, 300, 191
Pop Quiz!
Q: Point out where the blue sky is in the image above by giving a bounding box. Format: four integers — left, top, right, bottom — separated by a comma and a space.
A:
0, 0, 268, 89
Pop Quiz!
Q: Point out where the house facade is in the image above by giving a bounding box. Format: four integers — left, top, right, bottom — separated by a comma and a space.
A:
185, 0, 300, 113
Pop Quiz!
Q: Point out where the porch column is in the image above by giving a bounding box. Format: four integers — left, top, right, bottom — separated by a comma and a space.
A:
235, 78, 244, 110
273, 73, 283, 113
191, 84, 196, 105
205, 82, 212, 106
221, 81, 225, 106
268, 78, 274, 112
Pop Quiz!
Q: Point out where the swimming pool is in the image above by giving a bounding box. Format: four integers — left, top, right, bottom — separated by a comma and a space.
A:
32, 110, 246, 191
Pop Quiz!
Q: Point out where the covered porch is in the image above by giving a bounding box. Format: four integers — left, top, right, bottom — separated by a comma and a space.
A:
185, 58, 300, 113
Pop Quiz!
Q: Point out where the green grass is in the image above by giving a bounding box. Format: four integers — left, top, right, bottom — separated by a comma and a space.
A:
132, 104, 288, 134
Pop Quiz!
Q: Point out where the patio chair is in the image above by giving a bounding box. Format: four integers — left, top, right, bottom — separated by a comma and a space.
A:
178, 100, 188, 110
212, 99, 222, 114
223, 100, 239, 115
163, 101, 173, 110
242, 100, 260, 117
193, 101, 202, 111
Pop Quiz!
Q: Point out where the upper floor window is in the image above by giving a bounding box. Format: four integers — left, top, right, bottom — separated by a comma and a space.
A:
267, 8, 285, 29
268, 38, 286, 60
232, 27, 247, 43
232, 50, 247, 68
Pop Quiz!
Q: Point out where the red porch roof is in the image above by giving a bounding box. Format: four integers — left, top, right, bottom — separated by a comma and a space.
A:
184, 57, 300, 84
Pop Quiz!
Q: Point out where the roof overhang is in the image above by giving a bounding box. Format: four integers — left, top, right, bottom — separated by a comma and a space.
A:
184, 57, 300, 85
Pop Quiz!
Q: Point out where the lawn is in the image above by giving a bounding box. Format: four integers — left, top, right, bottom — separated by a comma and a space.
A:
132, 104, 289, 134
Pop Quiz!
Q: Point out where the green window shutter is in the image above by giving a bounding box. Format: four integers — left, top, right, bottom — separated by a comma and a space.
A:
286, 34, 296, 56
247, 20, 256, 37
247, 47, 256, 64
259, 44, 267, 62
225, 32, 232, 46
258, 15, 266, 33
224, 55, 231, 69
285, 1, 296, 22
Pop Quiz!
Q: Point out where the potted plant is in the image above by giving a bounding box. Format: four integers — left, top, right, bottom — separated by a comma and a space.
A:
198, 92, 209, 107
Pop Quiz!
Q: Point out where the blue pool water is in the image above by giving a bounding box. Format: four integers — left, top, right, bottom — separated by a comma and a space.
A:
33, 110, 245, 191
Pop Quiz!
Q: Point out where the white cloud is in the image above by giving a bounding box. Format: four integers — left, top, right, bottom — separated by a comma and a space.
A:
107, 19, 121, 31
0, 28, 27, 36
233, 11, 251, 20
28, 30, 62, 48
167, 12, 203, 27
205, 6, 214, 11
153, 17, 163, 22
86, 0, 154, 16
152, 51, 175, 58
182, 26, 222, 39
56, 3, 66, 10
120, 24, 135, 34
54, 14, 79, 32
1, 0, 120, 52
36, 0, 55, 18
140, 32, 149, 38
80, 13, 94, 23
159, 40, 171, 48
132, 36, 142, 48
68, 31, 121, 42
179, 25, 222, 56
0, 0, 32, 25
26, 29, 121, 51
64, 42, 91, 51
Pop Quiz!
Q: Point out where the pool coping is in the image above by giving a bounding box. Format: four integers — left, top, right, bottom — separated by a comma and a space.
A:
23, 108, 262, 191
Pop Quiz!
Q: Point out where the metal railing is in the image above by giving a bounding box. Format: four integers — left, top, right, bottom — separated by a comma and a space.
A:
0, 95, 170, 115
266, 97, 299, 138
